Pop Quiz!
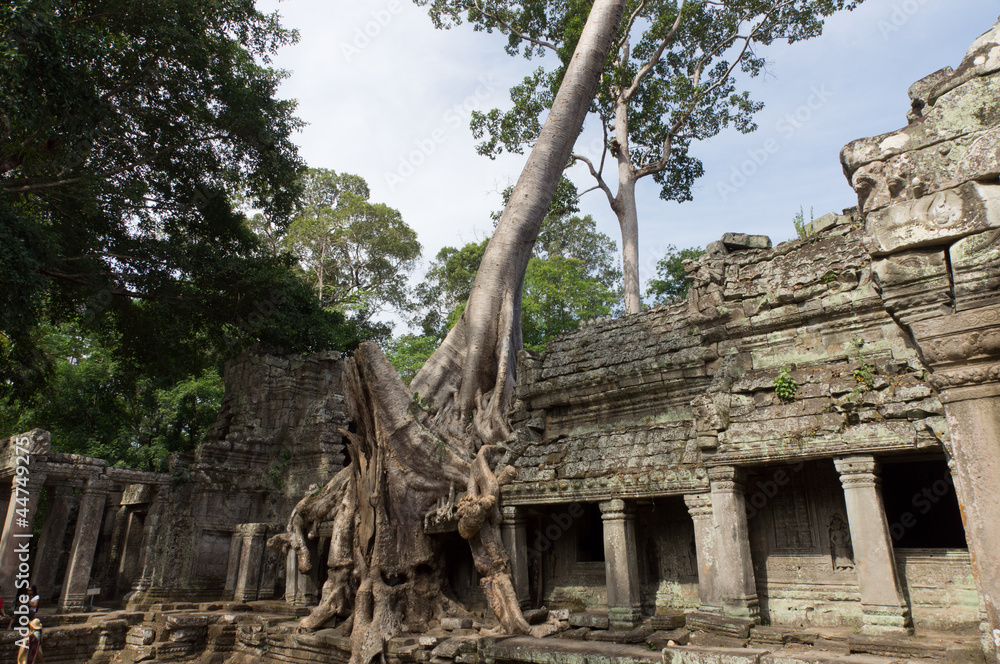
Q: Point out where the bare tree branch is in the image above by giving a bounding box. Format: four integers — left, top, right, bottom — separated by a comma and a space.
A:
571, 152, 617, 209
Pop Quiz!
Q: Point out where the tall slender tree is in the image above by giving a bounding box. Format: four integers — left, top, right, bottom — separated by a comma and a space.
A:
416, 0, 863, 313
282, 169, 420, 322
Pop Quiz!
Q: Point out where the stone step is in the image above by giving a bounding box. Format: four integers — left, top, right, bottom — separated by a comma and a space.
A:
569, 612, 611, 630
684, 613, 756, 639
486, 635, 661, 664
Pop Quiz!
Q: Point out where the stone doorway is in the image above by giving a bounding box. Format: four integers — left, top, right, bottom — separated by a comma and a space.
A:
634, 497, 699, 616
881, 456, 979, 631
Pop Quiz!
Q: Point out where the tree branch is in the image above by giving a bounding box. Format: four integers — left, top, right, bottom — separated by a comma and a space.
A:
636, 4, 783, 180
472, 0, 558, 53
570, 152, 616, 209
622, 0, 686, 102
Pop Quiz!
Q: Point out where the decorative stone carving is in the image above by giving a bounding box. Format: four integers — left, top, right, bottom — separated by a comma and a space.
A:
908, 22, 1000, 108
828, 513, 854, 572
863, 182, 1000, 256
871, 249, 952, 325
842, 76, 1000, 172
951, 229, 1000, 312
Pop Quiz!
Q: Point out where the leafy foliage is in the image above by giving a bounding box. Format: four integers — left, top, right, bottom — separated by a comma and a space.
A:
0, 0, 355, 403
521, 254, 618, 351
0, 322, 223, 470
409, 200, 622, 356
645, 245, 704, 303
281, 169, 421, 325
385, 334, 440, 385
773, 366, 798, 401
793, 205, 815, 239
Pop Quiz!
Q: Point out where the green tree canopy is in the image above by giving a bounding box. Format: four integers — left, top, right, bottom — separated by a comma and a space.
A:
282, 169, 421, 329
0, 321, 224, 470
416, 0, 863, 313
645, 244, 704, 304
408, 193, 622, 363
1, 0, 351, 401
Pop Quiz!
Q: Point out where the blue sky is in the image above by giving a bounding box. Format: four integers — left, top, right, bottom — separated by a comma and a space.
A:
256, 1, 999, 329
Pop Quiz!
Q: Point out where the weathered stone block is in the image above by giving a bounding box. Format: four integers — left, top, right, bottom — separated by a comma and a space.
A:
722, 234, 772, 251
439, 617, 474, 631
650, 613, 686, 631
662, 644, 768, 664
569, 612, 610, 630
684, 613, 754, 639
863, 182, 1000, 255
646, 628, 691, 649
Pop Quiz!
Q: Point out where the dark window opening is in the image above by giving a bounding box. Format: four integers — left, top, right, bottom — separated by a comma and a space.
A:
575, 503, 605, 562
881, 458, 967, 549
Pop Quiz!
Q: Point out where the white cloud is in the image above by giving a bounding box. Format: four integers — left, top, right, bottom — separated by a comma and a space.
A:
257, 0, 999, 328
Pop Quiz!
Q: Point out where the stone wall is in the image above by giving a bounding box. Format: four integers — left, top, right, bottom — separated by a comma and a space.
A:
132, 348, 349, 604
501, 21, 1000, 651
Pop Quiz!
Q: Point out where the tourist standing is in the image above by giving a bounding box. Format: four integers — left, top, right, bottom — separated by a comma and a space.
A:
16, 618, 45, 664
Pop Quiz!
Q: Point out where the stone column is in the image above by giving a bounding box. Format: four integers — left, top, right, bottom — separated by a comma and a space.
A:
125, 495, 163, 606
934, 384, 1000, 658
500, 505, 530, 609
708, 466, 759, 621
600, 499, 641, 630
684, 493, 721, 614
0, 473, 46, 609
284, 544, 320, 606
33, 485, 76, 598
224, 531, 242, 601
834, 456, 912, 635
105, 504, 130, 597
60, 477, 110, 612
233, 523, 268, 602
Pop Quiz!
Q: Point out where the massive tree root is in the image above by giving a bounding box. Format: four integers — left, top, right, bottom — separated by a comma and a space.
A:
457, 445, 529, 635
271, 2, 627, 661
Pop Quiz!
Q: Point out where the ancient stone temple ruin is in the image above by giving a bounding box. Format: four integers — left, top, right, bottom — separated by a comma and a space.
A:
2, 17, 999, 664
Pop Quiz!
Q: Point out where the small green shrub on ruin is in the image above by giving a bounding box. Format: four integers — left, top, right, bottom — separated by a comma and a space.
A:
774, 366, 798, 401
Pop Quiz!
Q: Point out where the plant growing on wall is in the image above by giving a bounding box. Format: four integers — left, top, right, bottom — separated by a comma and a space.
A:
774, 366, 798, 401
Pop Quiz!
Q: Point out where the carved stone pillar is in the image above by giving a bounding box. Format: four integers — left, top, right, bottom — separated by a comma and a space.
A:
500, 505, 530, 609
224, 531, 242, 601
233, 523, 269, 602
60, 477, 111, 612
707, 466, 759, 621
599, 499, 641, 629
684, 493, 721, 614
105, 504, 130, 597
126, 495, 163, 605
284, 547, 319, 607
935, 380, 1000, 655
0, 430, 49, 608
33, 485, 76, 598
834, 455, 912, 635
0, 475, 47, 610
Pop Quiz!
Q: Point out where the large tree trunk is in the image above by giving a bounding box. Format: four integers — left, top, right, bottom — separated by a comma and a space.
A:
616, 174, 641, 315
410, 0, 627, 442
612, 94, 642, 315
272, 2, 627, 661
